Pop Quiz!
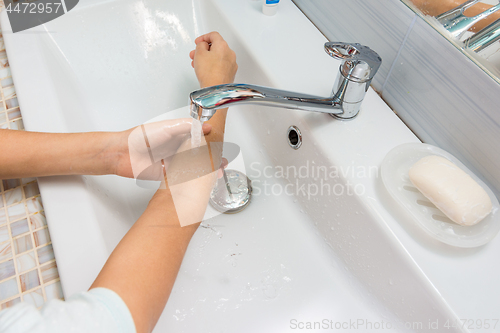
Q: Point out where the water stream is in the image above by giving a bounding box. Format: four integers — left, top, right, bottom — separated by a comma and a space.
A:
191, 118, 202, 148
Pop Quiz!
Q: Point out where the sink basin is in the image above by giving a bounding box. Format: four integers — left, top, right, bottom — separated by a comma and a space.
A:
3, 0, 499, 332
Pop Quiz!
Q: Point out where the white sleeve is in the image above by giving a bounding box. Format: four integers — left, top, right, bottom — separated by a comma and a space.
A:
0, 287, 136, 333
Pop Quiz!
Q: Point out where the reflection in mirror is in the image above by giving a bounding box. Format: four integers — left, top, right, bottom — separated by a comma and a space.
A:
408, 0, 500, 32
403, 0, 500, 82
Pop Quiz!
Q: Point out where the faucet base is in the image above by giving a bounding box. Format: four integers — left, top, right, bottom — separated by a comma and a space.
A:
328, 99, 362, 120
329, 113, 358, 121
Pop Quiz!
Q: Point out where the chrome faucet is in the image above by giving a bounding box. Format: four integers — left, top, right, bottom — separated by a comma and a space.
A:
436, 0, 500, 39
189, 42, 381, 122
464, 18, 500, 52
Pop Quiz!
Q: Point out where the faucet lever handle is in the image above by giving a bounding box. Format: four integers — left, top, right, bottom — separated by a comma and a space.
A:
324, 42, 382, 81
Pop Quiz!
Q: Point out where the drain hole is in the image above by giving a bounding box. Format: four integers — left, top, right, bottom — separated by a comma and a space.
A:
287, 126, 302, 149
289, 131, 299, 145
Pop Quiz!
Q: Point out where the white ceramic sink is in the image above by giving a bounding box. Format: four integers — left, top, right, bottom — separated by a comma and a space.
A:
2, 0, 500, 332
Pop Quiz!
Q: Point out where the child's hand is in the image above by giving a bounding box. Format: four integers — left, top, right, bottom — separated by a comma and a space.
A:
113, 118, 211, 180
189, 32, 238, 88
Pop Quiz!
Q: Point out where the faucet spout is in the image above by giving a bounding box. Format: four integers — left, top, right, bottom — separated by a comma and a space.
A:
190, 42, 381, 122
190, 84, 341, 122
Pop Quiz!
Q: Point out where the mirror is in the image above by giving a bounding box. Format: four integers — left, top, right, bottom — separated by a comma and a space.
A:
402, 0, 500, 82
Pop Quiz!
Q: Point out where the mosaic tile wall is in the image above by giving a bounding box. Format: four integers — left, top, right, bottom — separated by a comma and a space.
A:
0, 1, 64, 310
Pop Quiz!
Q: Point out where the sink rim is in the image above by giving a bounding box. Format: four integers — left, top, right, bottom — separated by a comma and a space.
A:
2, 0, 497, 330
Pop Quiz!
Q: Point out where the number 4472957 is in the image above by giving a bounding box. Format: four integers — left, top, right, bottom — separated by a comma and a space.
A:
6, 2, 63, 14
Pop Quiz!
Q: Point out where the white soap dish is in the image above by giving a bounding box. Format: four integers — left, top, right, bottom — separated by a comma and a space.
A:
381, 143, 500, 248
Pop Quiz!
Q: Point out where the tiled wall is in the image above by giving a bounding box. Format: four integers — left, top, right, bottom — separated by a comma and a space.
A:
294, 0, 500, 199
0, 2, 63, 310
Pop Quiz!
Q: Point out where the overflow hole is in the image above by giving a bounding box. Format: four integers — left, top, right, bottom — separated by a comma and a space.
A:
287, 126, 302, 149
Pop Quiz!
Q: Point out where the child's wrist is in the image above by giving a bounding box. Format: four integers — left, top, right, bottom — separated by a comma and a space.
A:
101, 131, 128, 176
200, 77, 233, 88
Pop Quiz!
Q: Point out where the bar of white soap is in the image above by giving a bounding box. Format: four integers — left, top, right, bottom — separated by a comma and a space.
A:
409, 155, 492, 226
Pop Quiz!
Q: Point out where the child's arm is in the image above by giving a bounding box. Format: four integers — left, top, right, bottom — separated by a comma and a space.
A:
90, 32, 237, 333
0, 129, 118, 179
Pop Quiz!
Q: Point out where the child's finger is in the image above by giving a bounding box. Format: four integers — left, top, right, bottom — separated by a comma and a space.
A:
221, 157, 228, 170
202, 123, 212, 135
216, 158, 229, 179
194, 31, 224, 46
195, 41, 210, 54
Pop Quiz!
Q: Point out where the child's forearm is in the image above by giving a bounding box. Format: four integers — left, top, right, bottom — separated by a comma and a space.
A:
0, 129, 120, 179
90, 188, 198, 333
